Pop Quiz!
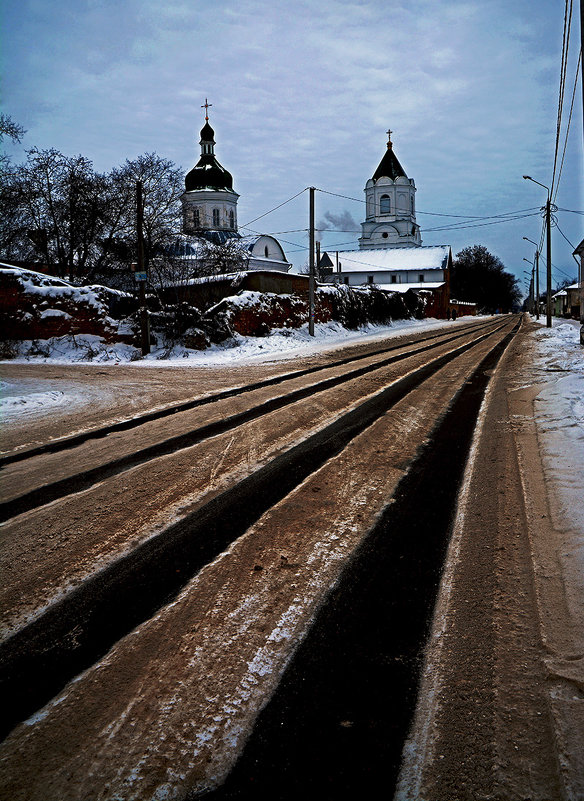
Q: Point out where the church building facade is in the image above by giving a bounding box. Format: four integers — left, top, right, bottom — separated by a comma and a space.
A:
180, 105, 290, 272
323, 130, 451, 317
359, 130, 421, 250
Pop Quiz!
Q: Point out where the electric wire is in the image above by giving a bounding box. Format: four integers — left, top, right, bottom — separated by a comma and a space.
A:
240, 188, 307, 228
555, 221, 576, 250
553, 47, 581, 203
551, 0, 573, 196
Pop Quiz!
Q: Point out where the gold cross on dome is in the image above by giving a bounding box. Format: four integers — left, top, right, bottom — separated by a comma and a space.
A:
201, 98, 212, 121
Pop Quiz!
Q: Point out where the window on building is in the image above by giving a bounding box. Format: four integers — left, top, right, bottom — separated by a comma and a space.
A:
391, 275, 397, 283
264, 246, 269, 258
380, 194, 391, 214
419, 274, 424, 282
212, 208, 220, 227
382, 232, 389, 239
193, 208, 200, 228
343, 276, 349, 285
229, 210, 234, 229
368, 275, 374, 284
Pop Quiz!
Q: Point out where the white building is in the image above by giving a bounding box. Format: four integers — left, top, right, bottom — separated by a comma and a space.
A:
326, 245, 451, 291
180, 110, 290, 272
359, 131, 421, 250
322, 131, 452, 316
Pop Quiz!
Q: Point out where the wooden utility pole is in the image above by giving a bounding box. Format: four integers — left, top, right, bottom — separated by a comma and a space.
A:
534, 248, 540, 320
309, 187, 315, 337
136, 180, 150, 355
546, 196, 552, 328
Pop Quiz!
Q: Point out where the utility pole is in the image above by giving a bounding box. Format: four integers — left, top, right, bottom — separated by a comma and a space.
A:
534, 248, 540, 320
523, 176, 552, 328
309, 187, 315, 337
523, 259, 534, 313
136, 180, 150, 355
523, 236, 541, 320
546, 196, 552, 328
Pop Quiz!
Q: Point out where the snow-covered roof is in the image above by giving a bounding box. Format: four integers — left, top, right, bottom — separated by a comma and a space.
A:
373, 281, 445, 293
326, 245, 450, 273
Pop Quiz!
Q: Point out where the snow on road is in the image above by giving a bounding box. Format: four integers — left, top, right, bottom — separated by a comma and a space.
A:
0, 317, 456, 422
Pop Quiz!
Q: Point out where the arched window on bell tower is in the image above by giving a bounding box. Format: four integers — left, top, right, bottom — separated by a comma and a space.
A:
380, 194, 391, 214
212, 208, 220, 227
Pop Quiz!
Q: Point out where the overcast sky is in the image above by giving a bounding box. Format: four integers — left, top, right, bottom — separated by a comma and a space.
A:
2, 0, 583, 292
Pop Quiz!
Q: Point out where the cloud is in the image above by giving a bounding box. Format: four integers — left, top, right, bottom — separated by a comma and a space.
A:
2, 0, 580, 282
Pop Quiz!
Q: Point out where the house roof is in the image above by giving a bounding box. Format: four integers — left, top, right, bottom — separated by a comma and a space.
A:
326, 245, 450, 273
374, 281, 445, 293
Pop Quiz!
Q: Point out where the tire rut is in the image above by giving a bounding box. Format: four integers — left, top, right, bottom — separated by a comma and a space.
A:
0, 321, 514, 741
0, 321, 505, 523
0, 319, 497, 469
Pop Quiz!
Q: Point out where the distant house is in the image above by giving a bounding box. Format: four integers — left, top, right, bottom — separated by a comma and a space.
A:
572, 238, 583, 320
552, 288, 569, 317
553, 282, 581, 319
321, 244, 452, 318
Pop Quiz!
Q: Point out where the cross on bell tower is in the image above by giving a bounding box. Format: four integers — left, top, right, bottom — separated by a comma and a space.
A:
201, 98, 212, 122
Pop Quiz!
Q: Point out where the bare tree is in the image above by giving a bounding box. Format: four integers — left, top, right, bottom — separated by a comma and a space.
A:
0, 114, 26, 145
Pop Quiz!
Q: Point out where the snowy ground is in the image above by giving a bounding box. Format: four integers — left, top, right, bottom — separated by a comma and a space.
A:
531, 319, 584, 617
0, 317, 459, 423
2, 318, 582, 533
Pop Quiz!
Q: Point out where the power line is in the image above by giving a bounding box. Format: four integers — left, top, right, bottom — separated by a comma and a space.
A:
315, 187, 541, 221
553, 47, 582, 203
240, 188, 307, 228
238, 225, 307, 253
555, 221, 576, 249
551, 0, 573, 196
421, 212, 541, 233
537, 251, 576, 280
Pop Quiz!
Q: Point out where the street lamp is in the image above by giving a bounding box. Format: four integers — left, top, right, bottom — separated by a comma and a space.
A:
523, 236, 540, 320
523, 176, 552, 327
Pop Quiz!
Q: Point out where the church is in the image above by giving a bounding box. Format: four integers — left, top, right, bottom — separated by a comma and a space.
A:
180, 104, 291, 273
322, 131, 451, 317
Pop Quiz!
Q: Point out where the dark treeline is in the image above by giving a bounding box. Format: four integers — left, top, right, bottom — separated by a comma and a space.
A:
451, 245, 522, 313
0, 144, 184, 287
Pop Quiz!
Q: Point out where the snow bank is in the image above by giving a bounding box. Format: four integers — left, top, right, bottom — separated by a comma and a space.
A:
532, 319, 584, 620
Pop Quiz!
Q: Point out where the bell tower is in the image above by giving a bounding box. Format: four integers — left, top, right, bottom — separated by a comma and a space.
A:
181, 100, 240, 239
358, 130, 421, 250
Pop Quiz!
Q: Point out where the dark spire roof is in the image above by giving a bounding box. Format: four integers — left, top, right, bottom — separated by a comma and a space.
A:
184, 119, 234, 192
372, 131, 408, 182
200, 122, 215, 142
